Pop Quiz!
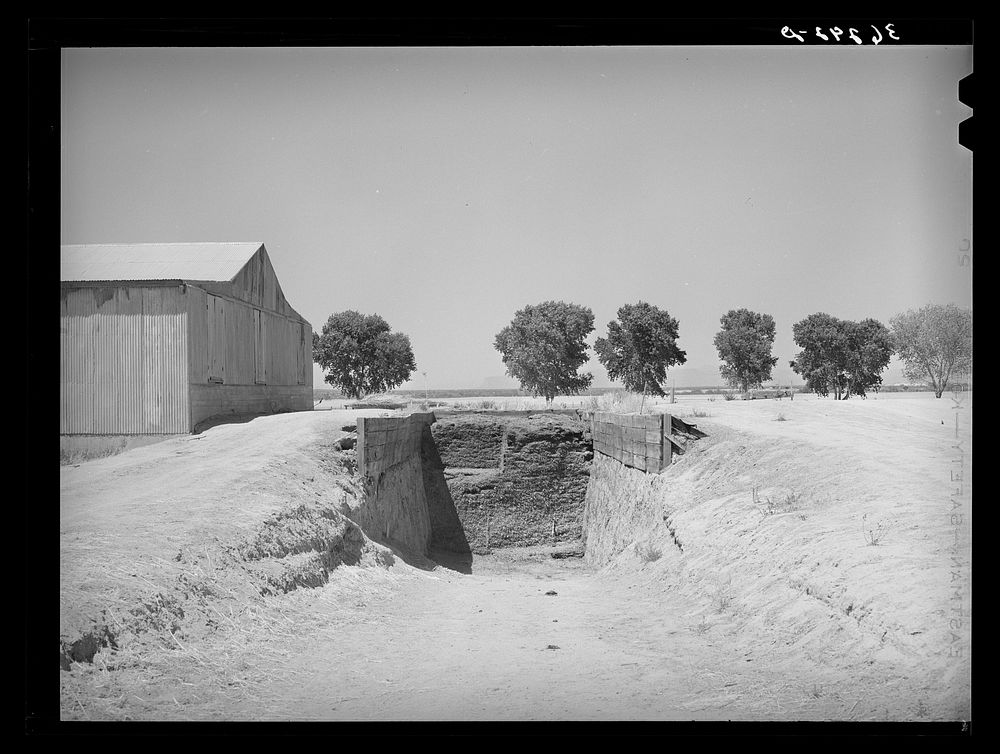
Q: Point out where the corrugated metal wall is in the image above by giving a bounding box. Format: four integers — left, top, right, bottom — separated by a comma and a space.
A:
60, 287, 189, 434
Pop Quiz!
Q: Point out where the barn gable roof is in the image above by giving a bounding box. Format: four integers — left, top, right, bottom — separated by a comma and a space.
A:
60, 242, 266, 283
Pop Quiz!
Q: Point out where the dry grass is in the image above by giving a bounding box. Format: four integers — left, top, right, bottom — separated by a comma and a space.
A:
712, 576, 735, 613
635, 541, 663, 563
589, 390, 652, 414
60, 444, 129, 466
752, 486, 803, 516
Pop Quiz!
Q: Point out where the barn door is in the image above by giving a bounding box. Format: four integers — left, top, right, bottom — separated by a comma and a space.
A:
208, 295, 226, 383
297, 321, 308, 384
254, 309, 267, 384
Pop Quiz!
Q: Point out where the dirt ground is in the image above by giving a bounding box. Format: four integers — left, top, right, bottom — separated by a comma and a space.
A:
207, 547, 918, 722
58, 392, 972, 723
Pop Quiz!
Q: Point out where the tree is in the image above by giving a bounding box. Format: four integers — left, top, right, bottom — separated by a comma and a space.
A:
890, 304, 972, 398
789, 313, 844, 398
789, 313, 893, 399
842, 318, 894, 397
594, 301, 687, 398
493, 301, 595, 403
713, 308, 779, 395
312, 311, 417, 399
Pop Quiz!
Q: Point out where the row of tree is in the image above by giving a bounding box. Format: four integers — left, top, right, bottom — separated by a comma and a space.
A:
312, 303, 971, 401
493, 301, 688, 403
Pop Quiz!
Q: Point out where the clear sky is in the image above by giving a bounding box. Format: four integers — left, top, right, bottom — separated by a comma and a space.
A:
61, 45, 972, 390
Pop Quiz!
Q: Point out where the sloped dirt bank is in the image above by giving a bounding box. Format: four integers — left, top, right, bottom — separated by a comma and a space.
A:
59, 410, 401, 675
581, 396, 972, 721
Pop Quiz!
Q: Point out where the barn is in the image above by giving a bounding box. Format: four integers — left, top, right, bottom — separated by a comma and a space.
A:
60, 242, 313, 452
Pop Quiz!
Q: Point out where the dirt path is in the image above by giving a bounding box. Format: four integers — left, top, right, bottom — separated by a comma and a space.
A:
224, 549, 856, 722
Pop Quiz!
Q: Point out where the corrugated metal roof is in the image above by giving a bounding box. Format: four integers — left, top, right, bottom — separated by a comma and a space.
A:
60, 242, 265, 282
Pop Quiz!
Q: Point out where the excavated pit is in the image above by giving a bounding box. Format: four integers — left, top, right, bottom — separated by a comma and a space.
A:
423, 412, 593, 557
58, 410, 656, 671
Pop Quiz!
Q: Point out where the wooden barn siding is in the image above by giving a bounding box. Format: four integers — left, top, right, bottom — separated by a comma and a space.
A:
60, 287, 189, 434
186, 285, 210, 384
187, 290, 309, 387
195, 247, 301, 320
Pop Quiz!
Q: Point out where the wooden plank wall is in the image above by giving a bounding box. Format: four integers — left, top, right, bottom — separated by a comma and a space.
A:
357, 413, 436, 481
590, 412, 671, 472
186, 287, 310, 387
263, 312, 308, 386
225, 246, 299, 319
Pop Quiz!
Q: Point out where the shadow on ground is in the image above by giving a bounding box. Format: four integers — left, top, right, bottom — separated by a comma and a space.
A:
427, 548, 474, 574
193, 412, 278, 434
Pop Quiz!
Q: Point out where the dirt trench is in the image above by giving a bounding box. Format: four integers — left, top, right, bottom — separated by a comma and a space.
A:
58, 401, 971, 723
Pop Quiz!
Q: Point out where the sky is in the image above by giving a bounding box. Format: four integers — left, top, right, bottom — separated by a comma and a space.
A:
60, 45, 973, 390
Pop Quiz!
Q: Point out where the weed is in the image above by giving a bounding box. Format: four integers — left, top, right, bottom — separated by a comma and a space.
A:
712, 577, 735, 612
862, 513, 892, 546
723, 393, 736, 401
753, 486, 802, 516
775, 413, 787, 422
636, 542, 662, 563
691, 408, 711, 418
694, 617, 711, 635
